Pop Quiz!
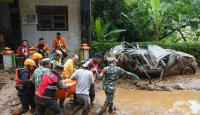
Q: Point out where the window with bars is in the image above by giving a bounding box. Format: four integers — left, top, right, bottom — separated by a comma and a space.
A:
36, 6, 68, 31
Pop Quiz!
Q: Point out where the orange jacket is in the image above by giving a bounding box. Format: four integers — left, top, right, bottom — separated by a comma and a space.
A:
34, 42, 50, 51
52, 37, 67, 52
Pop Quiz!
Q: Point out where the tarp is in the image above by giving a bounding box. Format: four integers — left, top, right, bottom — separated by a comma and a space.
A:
0, 0, 14, 3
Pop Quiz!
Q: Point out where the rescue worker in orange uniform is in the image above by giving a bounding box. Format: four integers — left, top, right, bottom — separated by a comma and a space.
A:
52, 32, 68, 59
12, 59, 36, 115
34, 38, 50, 57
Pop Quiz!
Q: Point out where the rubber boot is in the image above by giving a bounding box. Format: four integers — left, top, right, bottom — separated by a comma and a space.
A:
97, 102, 109, 115
12, 110, 22, 115
30, 108, 36, 114
108, 102, 113, 113
69, 106, 82, 115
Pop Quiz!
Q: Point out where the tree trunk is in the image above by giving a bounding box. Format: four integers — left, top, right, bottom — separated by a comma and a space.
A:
155, 27, 159, 41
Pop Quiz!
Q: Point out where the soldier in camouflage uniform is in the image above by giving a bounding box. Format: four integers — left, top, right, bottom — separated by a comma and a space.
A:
32, 58, 52, 114
97, 57, 140, 115
32, 58, 51, 90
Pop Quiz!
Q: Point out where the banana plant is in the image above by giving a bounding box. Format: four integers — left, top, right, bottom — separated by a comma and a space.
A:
91, 16, 126, 42
149, 0, 168, 41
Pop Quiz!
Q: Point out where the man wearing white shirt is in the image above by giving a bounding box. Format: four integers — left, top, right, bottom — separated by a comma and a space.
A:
69, 61, 94, 115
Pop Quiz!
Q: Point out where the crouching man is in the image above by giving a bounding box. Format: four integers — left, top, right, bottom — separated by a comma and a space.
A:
69, 61, 94, 115
35, 65, 75, 115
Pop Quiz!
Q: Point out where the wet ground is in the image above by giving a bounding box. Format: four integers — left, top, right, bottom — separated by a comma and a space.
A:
94, 88, 200, 115
0, 70, 200, 115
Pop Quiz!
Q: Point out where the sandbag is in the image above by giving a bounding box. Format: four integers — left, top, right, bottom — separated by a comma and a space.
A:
54, 79, 76, 99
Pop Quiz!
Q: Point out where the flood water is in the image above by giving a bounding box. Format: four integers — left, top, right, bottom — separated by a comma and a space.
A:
96, 88, 200, 114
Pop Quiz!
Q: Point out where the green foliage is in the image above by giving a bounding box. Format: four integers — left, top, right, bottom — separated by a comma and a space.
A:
151, 0, 161, 24
149, 0, 168, 41
92, 0, 200, 42
91, 17, 126, 42
121, 4, 153, 41
91, 41, 200, 61
92, 0, 125, 23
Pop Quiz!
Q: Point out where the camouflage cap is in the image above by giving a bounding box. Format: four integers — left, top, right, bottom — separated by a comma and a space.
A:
109, 57, 118, 63
41, 58, 50, 65
55, 50, 63, 59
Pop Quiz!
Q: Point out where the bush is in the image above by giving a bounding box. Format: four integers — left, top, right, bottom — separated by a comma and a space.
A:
91, 41, 200, 61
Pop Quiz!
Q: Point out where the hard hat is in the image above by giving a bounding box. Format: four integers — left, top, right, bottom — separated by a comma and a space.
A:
32, 53, 43, 59
24, 59, 36, 66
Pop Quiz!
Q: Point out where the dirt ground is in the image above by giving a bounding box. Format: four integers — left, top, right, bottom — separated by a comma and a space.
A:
0, 69, 200, 115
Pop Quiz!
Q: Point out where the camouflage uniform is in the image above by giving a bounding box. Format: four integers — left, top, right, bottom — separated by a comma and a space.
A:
32, 66, 51, 89
97, 57, 139, 115
32, 66, 53, 114
97, 64, 137, 103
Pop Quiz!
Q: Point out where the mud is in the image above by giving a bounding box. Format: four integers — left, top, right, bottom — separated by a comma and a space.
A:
95, 88, 200, 115
0, 69, 15, 90
0, 70, 23, 115
0, 69, 200, 115
0, 80, 21, 115
110, 74, 200, 92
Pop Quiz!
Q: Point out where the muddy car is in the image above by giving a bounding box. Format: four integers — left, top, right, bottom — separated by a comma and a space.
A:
104, 42, 198, 79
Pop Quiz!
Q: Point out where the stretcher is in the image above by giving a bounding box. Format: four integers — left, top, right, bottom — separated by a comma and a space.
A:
54, 79, 76, 99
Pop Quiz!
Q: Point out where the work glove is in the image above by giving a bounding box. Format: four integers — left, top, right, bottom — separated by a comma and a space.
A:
133, 75, 140, 81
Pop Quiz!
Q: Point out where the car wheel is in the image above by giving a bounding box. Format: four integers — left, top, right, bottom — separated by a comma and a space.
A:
181, 67, 194, 75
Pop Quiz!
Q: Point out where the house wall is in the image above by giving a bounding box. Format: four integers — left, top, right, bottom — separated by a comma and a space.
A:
18, 0, 81, 51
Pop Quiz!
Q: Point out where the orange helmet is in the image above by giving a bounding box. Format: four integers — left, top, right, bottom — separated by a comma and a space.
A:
24, 59, 35, 66
32, 53, 43, 59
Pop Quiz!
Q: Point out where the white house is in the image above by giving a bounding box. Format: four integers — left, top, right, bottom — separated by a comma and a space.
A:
0, 0, 91, 52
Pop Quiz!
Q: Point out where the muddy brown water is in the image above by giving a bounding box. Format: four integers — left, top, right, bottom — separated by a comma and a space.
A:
96, 88, 200, 115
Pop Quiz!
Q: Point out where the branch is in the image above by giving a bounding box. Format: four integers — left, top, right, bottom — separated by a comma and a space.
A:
159, 24, 189, 40
177, 29, 187, 42
174, 38, 182, 42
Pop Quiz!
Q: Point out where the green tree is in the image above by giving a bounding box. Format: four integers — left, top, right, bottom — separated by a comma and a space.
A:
121, 4, 153, 41
92, 0, 200, 42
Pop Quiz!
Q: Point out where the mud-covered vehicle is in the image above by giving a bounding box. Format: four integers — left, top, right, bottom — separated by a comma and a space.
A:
104, 42, 198, 80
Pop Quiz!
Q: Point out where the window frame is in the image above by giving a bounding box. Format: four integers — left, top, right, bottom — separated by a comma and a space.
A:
36, 6, 68, 31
